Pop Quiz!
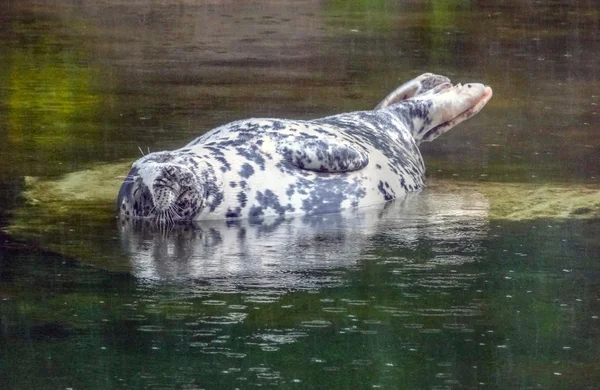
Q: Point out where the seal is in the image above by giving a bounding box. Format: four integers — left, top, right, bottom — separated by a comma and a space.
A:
117, 73, 493, 223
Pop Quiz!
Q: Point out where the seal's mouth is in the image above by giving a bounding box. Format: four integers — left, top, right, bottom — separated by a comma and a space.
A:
421, 85, 493, 143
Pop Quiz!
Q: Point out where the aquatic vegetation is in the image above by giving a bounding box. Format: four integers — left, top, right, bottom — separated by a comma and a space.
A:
4, 18, 103, 176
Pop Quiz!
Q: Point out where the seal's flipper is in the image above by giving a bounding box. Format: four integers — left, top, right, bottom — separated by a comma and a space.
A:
375, 73, 451, 110
382, 80, 492, 145
279, 139, 369, 173
417, 83, 493, 144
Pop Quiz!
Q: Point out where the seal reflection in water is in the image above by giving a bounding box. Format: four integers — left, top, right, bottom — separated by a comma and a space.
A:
118, 73, 492, 223
120, 188, 489, 283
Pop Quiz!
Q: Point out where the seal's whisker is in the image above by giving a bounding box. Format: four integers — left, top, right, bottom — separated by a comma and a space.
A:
148, 206, 156, 218
154, 211, 165, 228
170, 206, 182, 220
138, 146, 145, 156
149, 207, 180, 231
170, 208, 178, 223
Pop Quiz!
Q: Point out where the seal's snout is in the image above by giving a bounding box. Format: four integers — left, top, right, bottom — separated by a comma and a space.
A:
152, 184, 177, 212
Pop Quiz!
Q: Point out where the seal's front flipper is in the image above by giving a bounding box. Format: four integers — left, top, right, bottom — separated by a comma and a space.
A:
278, 138, 369, 173
375, 73, 451, 110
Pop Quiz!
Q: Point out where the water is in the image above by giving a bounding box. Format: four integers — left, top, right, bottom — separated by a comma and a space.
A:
1, 1, 599, 388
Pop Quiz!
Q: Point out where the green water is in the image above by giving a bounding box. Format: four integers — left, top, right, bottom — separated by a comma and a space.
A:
1, 1, 599, 388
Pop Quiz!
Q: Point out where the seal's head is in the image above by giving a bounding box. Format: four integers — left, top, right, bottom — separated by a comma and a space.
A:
118, 152, 205, 223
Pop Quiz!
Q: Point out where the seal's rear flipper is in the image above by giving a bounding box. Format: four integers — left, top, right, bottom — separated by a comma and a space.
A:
417, 83, 493, 144
278, 139, 369, 173
375, 73, 451, 110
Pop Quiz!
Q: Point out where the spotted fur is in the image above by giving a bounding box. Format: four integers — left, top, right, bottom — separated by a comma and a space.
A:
118, 73, 492, 222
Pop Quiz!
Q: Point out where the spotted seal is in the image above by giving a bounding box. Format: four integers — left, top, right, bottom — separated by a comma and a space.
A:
118, 73, 492, 223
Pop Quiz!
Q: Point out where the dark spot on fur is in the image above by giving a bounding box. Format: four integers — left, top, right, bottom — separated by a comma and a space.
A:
226, 207, 241, 218
237, 191, 248, 208
239, 163, 255, 178
378, 180, 394, 201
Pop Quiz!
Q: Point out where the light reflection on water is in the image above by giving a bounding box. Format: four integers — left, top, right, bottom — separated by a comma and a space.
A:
0, 0, 599, 389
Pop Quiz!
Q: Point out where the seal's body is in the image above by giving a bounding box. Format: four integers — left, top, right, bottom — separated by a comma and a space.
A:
118, 73, 492, 223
